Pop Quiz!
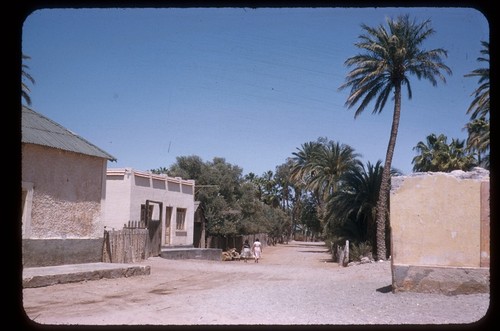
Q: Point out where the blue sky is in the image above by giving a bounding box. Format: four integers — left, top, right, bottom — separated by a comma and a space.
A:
22, 7, 489, 176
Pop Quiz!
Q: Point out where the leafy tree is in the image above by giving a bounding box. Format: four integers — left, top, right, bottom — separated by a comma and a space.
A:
259, 170, 280, 208
22, 54, 35, 106
339, 15, 451, 260
262, 204, 290, 245
412, 133, 476, 172
160, 156, 291, 241
163, 156, 245, 237
152, 155, 206, 179
245, 166, 297, 242
237, 182, 266, 234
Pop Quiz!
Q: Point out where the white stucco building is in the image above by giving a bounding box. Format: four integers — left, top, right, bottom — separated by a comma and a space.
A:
105, 168, 196, 247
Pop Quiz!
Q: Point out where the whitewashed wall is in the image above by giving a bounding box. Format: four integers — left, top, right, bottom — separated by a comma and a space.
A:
104, 168, 195, 247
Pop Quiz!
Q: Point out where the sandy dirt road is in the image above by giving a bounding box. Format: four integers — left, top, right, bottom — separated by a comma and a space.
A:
21, 241, 490, 326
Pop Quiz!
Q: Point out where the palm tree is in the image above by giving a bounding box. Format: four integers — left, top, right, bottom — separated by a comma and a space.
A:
290, 140, 323, 186
291, 138, 361, 229
412, 133, 448, 172
412, 133, 476, 172
464, 41, 489, 120
274, 163, 289, 210
307, 140, 361, 201
291, 138, 360, 195
463, 41, 490, 169
260, 170, 280, 208
464, 117, 489, 169
284, 158, 306, 241
339, 15, 452, 260
326, 161, 384, 247
22, 54, 35, 106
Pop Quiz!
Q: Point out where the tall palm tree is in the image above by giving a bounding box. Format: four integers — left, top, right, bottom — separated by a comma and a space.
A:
464, 41, 489, 120
339, 15, 452, 260
22, 54, 35, 106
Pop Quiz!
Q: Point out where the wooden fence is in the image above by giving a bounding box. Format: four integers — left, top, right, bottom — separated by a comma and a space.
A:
103, 228, 150, 263
102, 227, 272, 262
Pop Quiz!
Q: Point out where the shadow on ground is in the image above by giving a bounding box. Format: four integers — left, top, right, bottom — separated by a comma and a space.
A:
376, 285, 393, 293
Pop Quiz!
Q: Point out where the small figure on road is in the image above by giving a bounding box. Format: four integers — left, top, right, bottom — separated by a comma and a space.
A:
252, 238, 262, 263
241, 239, 252, 262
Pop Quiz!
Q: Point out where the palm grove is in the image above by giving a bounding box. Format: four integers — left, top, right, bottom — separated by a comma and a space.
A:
22, 15, 489, 262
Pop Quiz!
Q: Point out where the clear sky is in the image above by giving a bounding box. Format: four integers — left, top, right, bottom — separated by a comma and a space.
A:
22, 6, 489, 176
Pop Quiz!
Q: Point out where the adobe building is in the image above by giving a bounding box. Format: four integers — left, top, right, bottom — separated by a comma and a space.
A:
21, 106, 116, 267
390, 167, 490, 295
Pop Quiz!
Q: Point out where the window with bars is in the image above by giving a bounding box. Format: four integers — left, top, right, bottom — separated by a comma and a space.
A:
176, 208, 186, 230
140, 204, 154, 225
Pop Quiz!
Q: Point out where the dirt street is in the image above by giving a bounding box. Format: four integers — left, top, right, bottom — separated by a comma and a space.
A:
21, 241, 490, 326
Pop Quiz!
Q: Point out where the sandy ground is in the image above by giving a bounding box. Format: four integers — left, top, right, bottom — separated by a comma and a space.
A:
21, 241, 491, 327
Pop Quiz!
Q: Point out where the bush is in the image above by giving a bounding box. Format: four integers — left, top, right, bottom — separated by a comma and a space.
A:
349, 241, 373, 261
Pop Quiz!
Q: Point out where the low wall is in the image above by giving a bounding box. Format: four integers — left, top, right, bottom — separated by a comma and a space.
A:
22, 238, 104, 267
392, 264, 489, 295
160, 248, 222, 261
23, 263, 151, 288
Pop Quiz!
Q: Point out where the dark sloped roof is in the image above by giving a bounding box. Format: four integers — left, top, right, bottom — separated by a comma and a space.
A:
22, 106, 117, 161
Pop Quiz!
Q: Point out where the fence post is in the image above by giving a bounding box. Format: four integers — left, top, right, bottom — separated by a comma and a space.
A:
344, 240, 349, 266
337, 240, 349, 267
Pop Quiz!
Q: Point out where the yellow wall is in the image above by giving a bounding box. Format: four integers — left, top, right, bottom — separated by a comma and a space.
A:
391, 171, 487, 267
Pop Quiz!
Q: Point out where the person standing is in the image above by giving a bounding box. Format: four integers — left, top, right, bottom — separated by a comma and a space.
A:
252, 238, 262, 263
241, 239, 251, 262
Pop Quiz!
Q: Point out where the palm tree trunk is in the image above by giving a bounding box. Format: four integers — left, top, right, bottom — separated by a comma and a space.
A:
375, 84, 402, 260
